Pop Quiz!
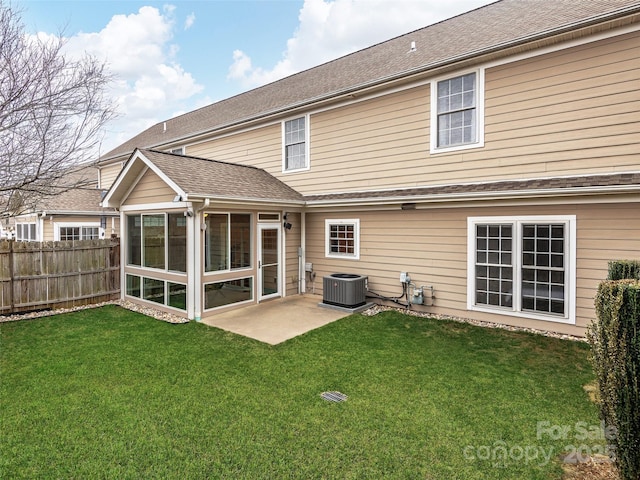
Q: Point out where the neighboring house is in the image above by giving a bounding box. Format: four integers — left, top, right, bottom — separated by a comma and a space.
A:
102, 0, 640, 337
12, 167, 120, 242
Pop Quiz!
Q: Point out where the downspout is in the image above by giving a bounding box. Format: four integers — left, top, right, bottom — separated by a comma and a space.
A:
301, 211, 306, 293
192, 198, 209, 321
39, 212, 46, 242
119, 212, 125, 302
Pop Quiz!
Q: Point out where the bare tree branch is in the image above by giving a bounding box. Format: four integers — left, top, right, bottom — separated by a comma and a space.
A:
0, 1, 117, 216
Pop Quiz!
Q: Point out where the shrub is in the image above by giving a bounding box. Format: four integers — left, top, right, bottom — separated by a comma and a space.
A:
588, 278, 640, 480
608, 260, 640, 281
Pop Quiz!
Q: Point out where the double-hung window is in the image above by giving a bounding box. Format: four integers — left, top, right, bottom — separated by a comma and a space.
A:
467, 216, 576, 324
431, 70, 484, 153
283, 116, 308, 172
325, 219, 360, 260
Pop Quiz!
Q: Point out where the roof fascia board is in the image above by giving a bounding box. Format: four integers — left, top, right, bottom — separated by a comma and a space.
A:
102, 151, 144, 207
187, 195, 305, 208
135, 151, 186, 199
39, 211, 119, 216
484, 21, 640, 70
103, 150, 186, 207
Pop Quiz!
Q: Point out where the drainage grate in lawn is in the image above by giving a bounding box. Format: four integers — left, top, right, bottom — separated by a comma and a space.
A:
320, 391, 348, 402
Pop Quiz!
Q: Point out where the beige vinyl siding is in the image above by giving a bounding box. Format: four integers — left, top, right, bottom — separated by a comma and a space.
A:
169, 32, 637, 198
305, 200, 640, 337
187, 124, 282, 174
284, 212, 302, 296
46, 216, 102, 241
99, 163, 123, 190
123, 169, 177, 206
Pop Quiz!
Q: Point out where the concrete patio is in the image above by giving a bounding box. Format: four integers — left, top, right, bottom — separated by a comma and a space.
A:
199, 294, 360, 345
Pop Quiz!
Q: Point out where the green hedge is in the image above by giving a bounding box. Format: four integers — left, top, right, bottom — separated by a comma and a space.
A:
608, 260, 640, 281
588, 276, 640, 480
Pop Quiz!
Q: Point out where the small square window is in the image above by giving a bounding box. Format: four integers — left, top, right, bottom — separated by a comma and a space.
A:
325, 219, 360, 259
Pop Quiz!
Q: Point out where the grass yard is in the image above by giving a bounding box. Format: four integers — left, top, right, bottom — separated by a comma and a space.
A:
0, 305, 602, 479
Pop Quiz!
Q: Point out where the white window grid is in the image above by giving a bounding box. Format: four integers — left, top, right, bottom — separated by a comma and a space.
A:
325, 219, 360, 259
467, 216, 576, 324
283, 116, 307, 171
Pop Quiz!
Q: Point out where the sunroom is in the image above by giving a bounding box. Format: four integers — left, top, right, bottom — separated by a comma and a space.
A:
102, 148, 305, 321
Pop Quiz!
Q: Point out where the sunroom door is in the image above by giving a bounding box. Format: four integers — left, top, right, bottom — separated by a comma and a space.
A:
258, 224, 281, 301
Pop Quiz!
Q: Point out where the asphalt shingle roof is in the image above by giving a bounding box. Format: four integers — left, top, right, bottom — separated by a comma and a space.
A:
139, 149, 304, 203
134, 150, 640, 205
303, 173, 640, 204
102, 0, 640, 161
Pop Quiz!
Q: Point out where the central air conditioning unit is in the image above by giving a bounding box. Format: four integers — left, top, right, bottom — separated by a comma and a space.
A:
323, 273, 368, 308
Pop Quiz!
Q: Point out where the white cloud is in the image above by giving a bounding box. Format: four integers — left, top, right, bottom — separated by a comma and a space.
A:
54, 5, 203, 153
228, 0, 491, 88
185, 12, 196, 30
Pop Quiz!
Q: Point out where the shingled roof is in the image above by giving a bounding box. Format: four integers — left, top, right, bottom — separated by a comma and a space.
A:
130, 149, 304, 204
304, 173, 640, 205
101, 0, 640, 161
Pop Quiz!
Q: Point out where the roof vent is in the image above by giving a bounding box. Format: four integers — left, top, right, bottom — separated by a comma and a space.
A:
410, 41, 416, 52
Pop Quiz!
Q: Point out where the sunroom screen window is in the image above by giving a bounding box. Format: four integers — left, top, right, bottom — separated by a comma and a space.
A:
127, 215, 141, 266
205, 213, 251, 272
168, 213, 187, 272
143, 215, 165, 269
205, 214, 228, 272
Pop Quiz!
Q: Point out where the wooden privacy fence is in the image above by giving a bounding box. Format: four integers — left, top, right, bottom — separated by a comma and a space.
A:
0, 238, 120, 315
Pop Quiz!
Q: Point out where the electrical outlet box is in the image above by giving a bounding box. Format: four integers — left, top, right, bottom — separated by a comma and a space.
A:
305, 262, 313, 272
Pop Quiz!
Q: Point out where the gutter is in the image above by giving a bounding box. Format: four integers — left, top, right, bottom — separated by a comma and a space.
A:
304, 184, 640, 209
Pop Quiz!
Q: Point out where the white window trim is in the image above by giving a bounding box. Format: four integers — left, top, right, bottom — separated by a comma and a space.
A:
54, 222, 103, 241
325, 219, 360, 260
15, 222, 38, 241
203, 211, 253, 275
281, 114, 310, 173
430, 68, 485, 154
467, 215, 576, 325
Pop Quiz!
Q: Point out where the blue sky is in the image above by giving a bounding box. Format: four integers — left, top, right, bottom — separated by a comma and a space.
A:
16, 0, 493, 153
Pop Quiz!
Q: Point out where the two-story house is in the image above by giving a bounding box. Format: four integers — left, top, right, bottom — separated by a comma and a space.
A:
101, 0, 640, 337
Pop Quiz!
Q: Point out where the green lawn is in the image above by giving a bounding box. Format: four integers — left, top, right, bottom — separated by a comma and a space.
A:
0, 305, 602, 479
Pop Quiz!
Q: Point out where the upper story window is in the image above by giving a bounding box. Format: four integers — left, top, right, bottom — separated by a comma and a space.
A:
283, 116, 308, 172
16, 223, 37, 241
431, 70, 484, 154
325, 219, 360, 260
169, 147, 184, 155
467, 216, 576, 324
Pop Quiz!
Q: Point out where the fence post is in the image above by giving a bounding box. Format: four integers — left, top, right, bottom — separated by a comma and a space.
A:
8, 240, 14, 312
